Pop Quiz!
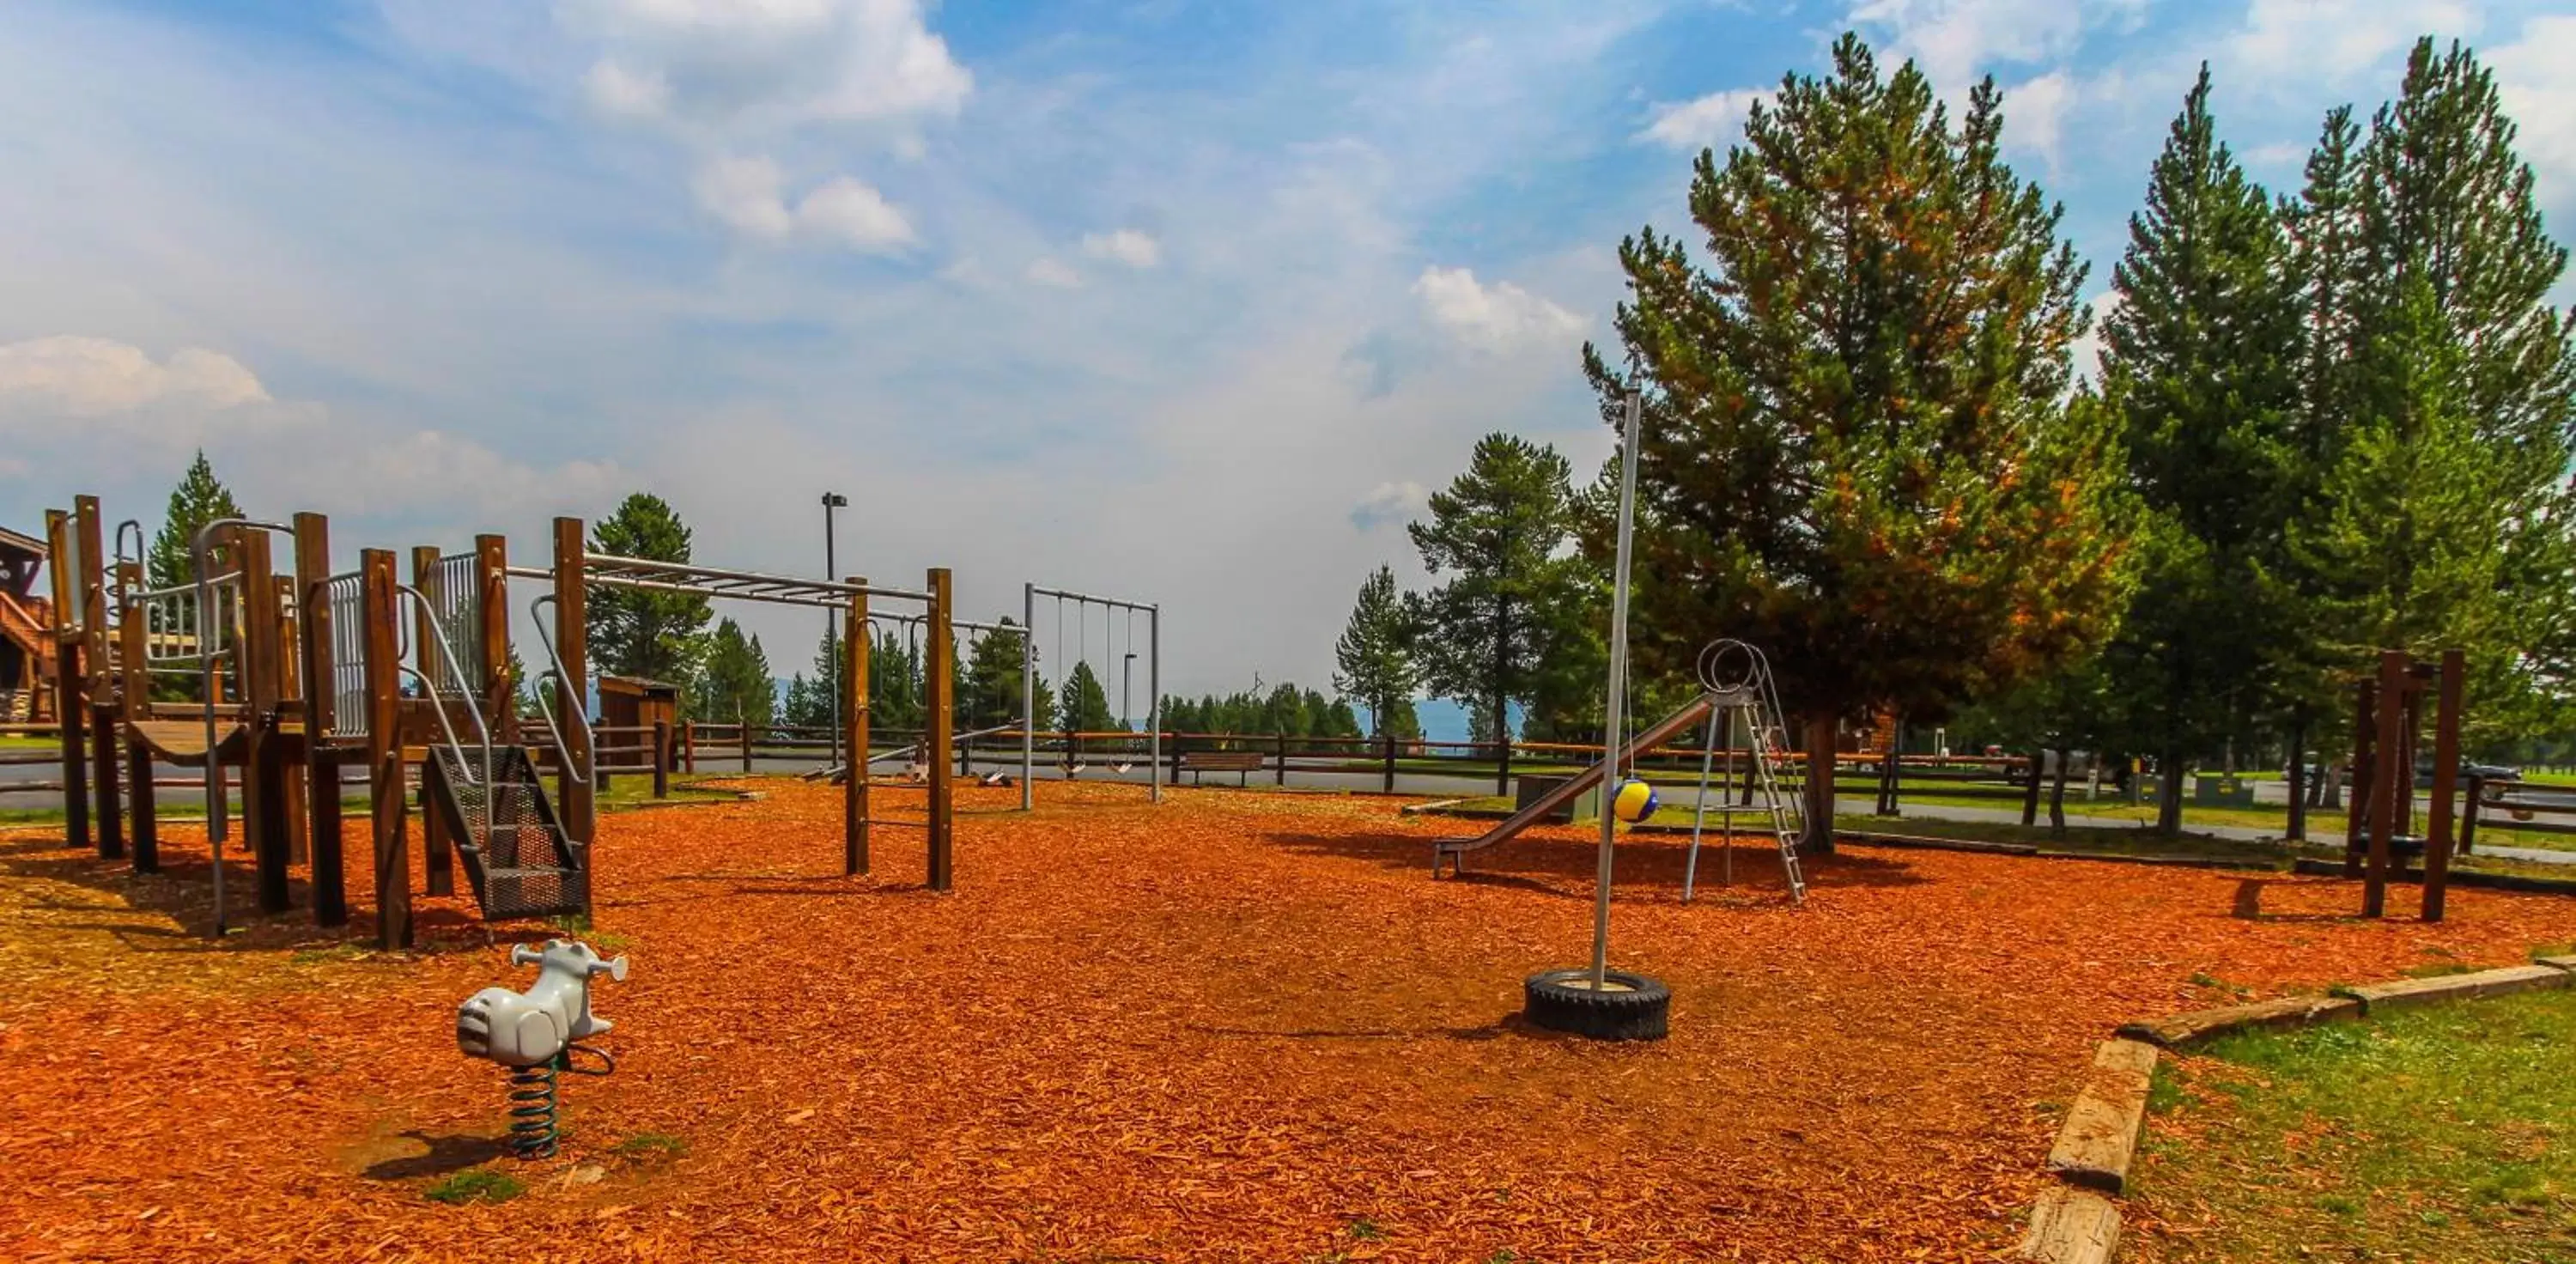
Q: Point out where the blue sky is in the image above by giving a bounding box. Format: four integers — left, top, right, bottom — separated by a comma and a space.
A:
2, 0, 2573, 708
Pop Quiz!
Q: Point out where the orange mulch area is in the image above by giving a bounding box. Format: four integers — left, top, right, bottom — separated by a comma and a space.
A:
3, 781, 2572, 1262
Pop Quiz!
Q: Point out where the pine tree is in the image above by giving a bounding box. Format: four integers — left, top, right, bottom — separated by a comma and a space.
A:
1331, 565, 1417, 738
2099, 64, 2304, 833
869, 626, 923, 730
587, 494, 713, 685
690, 618, 776, 726
963, 619, 1047, 729
1058, 660, 1115, 734
2292, 39, 2576, 735
784, 626, 842, 730
1408, 433, 1585, 787
1583, 34, 2130, 850
147, 450, 246, 590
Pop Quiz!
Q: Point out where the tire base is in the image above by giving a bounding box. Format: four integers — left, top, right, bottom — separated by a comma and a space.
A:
1522, 968, 1672, 1041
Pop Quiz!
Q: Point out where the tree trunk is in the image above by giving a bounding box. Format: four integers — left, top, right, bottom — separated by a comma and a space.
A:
1801, 710, 1836, 855
1492, 596, 1511, 797
2048, 746, 2070, 833
2155, 743, 2185, 836
2320, 759, 2342, 810
2284, 714, 2308, 842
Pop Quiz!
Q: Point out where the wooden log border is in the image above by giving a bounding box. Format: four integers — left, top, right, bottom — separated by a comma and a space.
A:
2018, 956, 2576, 1262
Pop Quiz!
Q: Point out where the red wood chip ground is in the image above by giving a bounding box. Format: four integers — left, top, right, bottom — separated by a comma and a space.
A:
2, 781, 2567, 1261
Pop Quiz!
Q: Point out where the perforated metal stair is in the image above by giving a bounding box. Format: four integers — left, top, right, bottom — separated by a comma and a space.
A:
424, 744, 587, 920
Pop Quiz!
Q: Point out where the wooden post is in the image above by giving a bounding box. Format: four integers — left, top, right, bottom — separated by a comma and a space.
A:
361, 550, 409, 948
845, 585, 869, 876
295, 514, 346, 927
75, 497, 120, 860
2421, 649, 2465, 923
235, 528, 290, 914
273, 574, 308, 867
46, 510, 88, 851
2362, 650, 2406, 918
2343, 680, 2375, 877
652, 718, 671, 799
551, 520, 594, 853
118, 580, 157, 872
682, 719, 696, 774
925, 568, 954, 891
411, 545, 453, 897
474, 536, 510, 744
1382, 729, 1396, 793
740, 715, 753, 774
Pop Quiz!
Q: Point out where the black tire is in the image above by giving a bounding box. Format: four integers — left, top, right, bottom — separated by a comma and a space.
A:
1522, 969, 1671, 1041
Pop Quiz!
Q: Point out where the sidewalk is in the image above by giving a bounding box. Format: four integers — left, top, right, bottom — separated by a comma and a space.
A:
1838, 795, 2576, 867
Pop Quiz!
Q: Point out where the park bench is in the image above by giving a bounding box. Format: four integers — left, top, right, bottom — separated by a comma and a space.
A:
1180, 750, 1266, 787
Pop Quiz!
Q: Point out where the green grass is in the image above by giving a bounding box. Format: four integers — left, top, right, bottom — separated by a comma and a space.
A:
2131, 988, 2576, 1262
422, 1169, 525, 1205
593, 772, 741, 810
611, 1131, 688, 1160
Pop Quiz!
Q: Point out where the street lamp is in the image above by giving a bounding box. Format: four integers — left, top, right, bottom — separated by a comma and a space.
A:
822, 492, 848, 769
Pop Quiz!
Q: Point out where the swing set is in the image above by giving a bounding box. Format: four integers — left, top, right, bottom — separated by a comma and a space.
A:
1021, 581, 1161, 808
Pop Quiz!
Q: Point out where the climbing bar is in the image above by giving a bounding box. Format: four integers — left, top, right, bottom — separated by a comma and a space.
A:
582, 552, 930, 608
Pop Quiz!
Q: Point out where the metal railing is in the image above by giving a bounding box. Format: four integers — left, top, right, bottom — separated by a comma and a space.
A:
527, 593, 595, 784
322, 572, 367, 738
423, 552, 482, 697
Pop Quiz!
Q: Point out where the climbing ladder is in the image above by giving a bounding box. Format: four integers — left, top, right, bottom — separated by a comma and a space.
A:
1693, 640, 1808, 905
400, 575, 586, 921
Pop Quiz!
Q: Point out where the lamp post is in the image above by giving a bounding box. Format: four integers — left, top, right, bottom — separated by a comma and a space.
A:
822, 492, 847, 769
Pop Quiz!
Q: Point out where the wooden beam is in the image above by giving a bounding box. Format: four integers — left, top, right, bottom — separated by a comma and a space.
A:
274, 574, 308, 867
125, 731, 157, 875
2421, 648, 2466, 923
926, 567, 954, 891
475, 535, 511, 744
411, 544, 453, 898
294, 513, 346, 927
362, 550, 410, 948
76, 497, 118, 860
845, 583, 868, 876
46, 510, 87, 852
240, 528, 290, 914
2362, 650, 2407, 918
551, 519, 594, 858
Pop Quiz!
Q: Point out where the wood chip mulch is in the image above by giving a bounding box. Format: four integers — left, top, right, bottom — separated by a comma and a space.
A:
2, 781, 2567, 1261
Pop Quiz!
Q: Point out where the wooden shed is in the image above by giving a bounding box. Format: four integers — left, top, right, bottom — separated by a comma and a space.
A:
597, 675, 681, 790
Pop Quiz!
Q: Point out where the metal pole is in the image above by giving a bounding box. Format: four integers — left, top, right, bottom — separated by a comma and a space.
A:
822, 492, 845, 770
1022, 581, 1036, 811
1149, 605, 1161, 805
1590, 392, 1642, 989
1683, 703, 1721, 903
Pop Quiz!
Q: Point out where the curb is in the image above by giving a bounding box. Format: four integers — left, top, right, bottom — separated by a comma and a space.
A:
2017, 955, 2576, 1261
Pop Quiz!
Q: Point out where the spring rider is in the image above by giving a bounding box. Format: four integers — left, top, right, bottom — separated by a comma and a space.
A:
455, 939, 627, 1159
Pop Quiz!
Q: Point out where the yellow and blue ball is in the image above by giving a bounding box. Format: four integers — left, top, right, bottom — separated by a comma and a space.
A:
1612, 778, 1660, 823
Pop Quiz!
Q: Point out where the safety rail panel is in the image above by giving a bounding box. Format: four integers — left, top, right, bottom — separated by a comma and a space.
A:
425, 551, 482, 697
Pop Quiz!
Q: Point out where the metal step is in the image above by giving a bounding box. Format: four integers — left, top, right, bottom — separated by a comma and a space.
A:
425, 744, 586, 921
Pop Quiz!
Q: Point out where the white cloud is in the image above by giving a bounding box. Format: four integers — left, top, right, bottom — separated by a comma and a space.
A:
2491, 15, 2576, 219
1846, 0, 2105, 90
2228, 0, 2482, 83
580, 58, 667, 118
1350, 480, 1426, 530
2004, 70, 2076, 170
0, 337, 270, 416
1080, 228, 1161, 269
1024, 258, 1083, 289
558, 0, 971, 134
796, 176, 916, 251
690, 155, 915, 252
1412, 266, 1585, 355
1638, 87, 1766, 152
692, 154, 797, 238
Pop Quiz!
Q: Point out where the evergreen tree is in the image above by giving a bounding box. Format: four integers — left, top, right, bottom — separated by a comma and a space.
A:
1583, 34, 2130, 850
1408, 434, 1585, 783
963, 620, 1049, 729
587, 493, 713, 685
2292, 39, 2576, 736
869, 626, 924, 730
2099, 64, 2304, 832
1331, 565, 1419, 739
690, 618, 776, 726
1058, 659, 1115, 734
147, 450, 246, 590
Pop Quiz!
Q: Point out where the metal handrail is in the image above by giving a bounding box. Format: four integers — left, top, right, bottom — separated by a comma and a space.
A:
396, 584, 496, 799
193, 516, 293, 940
527, 593, 594, 782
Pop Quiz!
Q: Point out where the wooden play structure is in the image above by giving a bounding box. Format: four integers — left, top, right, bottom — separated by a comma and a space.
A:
41, 497, 963, 948
2342, 647, 2468, 922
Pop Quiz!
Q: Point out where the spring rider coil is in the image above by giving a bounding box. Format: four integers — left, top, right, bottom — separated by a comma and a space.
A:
455, 939, 628, 1160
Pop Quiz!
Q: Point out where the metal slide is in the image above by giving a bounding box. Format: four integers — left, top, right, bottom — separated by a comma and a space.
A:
1431, 691, 1722, 877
